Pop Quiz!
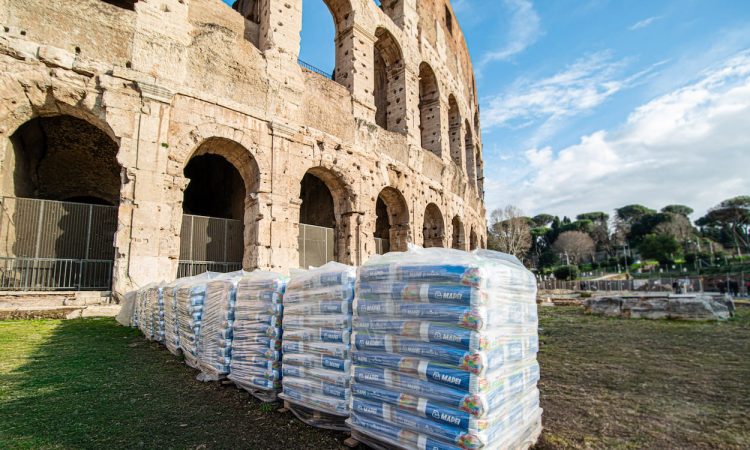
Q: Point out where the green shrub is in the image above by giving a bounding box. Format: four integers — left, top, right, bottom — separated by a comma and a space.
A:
554, 265, 580, 281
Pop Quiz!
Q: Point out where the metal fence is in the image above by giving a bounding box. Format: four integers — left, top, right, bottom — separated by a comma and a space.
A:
179, 214, 243, 276
298, 58, 334, 79
375, 238, 390, 255
0, 197, 117, 291
298, 223, 335, 269
537, 276, 744, 294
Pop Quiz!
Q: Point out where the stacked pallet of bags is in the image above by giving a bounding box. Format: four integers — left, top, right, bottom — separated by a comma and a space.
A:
280, 262, 356, 430
196, 271, 243, 380
146, 284, 166, 343
176, 277, 211, 369
163, 273, 217, 356
349, 247, 542, 450
228, 271, 287, 401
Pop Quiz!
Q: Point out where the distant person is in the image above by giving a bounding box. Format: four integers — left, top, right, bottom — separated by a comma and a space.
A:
718, 282, 726, 295
730, 281, 739, 297
672, 281, 678, 293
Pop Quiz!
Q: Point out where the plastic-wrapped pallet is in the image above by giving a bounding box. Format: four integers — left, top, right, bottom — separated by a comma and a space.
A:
279, 262, 356, 430
348, 247, 542, 450
196, 271, 244, 380
228, 271, 287, 401
176, 276, 213, 369
136, 283, 157, 339
145, 284, 165, 343
162, 273, 216, 356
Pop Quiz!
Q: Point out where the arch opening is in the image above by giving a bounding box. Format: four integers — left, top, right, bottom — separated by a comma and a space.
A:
375, 187, 410, 254
475, 148, 483, 196
470, 228, 478, 251
448, 95, 461, 166
373, 28, 406, 133
1, 115, 121, 290
451, 215, 465, 250
422, 203, 445, 248
299, 168, 352, 267
418, 63, 442, 158
180, 138, 258, 276
300, 0, 353, 88
464, 120, 476, 186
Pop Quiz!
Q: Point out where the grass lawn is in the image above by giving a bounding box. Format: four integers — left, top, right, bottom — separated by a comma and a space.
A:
0, 318, 349, 449
0, 308, 748, 449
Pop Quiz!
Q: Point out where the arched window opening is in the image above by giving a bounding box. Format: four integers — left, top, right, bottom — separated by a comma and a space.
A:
422, 203, 445, 248
451, 216, 464, 250
373, 28, 405, 133
464, 120, 475, 185
232, 0, 260, 24
1, 115, 121, 290
102, 0, 137, 10
474, 109, 480, 135
470, 228, 478, 251
418, 62, 442, 158
180, 138, 257, 277
375, 187, 410, 254
475, 149, 483, 195
300, 0, 353, 88
448, 95, 461, 165
299, 172, 336, 267
445, 5, 453, 35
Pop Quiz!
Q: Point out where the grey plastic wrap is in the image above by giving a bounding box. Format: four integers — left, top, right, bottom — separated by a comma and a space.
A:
347, 247, 542, 450
228, 271, 287, 402
280, 261, 356, 430
196, 271, 244, 380
116, 290, 137, 327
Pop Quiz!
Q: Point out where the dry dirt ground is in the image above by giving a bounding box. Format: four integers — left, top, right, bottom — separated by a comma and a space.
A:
535, 306, 750, 449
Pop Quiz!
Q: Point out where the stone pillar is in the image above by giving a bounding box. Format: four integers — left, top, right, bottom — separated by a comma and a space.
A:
339, 211, 364, 266
341, 25, 377, 120
387, 65, 408, 134
112, 94, 179, 297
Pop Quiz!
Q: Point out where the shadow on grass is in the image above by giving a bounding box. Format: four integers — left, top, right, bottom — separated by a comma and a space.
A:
0, 318, 349, 449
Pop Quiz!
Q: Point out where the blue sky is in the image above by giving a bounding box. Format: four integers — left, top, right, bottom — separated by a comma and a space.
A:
223, 0, 750, 220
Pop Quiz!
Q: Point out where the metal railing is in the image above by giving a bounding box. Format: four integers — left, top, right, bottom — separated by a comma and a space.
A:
298, 58, 334, 80
299, 223, 335, 268
177, 261, 243, 278
0, 197, 118, 291
0, 257, 113, 291
178, 213, 243, 278
375, 238, 390, 255
537, 276, 746, 294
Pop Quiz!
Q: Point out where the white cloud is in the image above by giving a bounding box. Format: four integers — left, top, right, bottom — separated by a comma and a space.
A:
485, 51, 750, 220
482, 51, 640, 140
480, 0, 541, 65
629, 16, 663, 31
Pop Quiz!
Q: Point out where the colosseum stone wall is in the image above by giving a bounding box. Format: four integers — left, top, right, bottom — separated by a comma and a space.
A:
0, 0, 486, 297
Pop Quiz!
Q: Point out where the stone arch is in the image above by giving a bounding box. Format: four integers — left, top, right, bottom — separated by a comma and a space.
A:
180, 137, 261, 271
375, 187, 410, 252
2, 113, 122, 290
298, 165, 355, 267
464, 120, 475, 186
451, 215, 465, 250
373, 27, 406, 133
169, 123, 270, 192
448, 95, 461, 166
418, 62, 442, 158
474, 109, 480, 135
422, 203, 445, 248
299, 0, 355, 90
470, 227, 478, 251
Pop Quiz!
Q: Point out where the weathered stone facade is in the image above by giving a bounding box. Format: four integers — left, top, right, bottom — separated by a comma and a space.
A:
0, 0, 486, 297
